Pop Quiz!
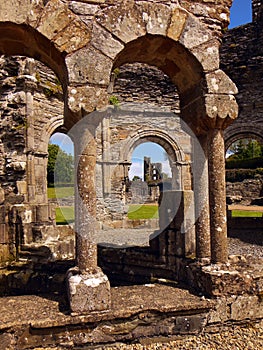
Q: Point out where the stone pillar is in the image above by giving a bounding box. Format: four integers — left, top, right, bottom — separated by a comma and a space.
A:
208, 129, 228, 264
193, 135, 211, 261
67, 126, 111, 314
158, 190, 195, 258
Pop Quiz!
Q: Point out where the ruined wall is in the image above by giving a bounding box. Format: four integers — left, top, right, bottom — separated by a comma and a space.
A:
0, 56, 64, 263
221, 0, 263, 147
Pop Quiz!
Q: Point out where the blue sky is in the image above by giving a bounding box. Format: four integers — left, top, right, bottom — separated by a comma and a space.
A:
50, 133, 73, 155
229, 0, 252, 28
50, 1, 253, 177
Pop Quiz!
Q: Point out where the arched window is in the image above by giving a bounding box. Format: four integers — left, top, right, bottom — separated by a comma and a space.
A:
48, 132, 75, 226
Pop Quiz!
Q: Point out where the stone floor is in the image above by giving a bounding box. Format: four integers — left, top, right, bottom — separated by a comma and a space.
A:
0, 284, 214, 349
0, 211, 262, 348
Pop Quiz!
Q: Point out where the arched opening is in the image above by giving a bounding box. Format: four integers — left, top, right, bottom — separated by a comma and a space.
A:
225, 136, 263, 255
0, 23, 68, 93
96, 54, 199, 282
48, 132, 75, 226
225, 136, 263, 206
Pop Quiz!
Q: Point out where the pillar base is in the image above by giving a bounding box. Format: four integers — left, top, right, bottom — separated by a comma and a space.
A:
67, 268, 111, 314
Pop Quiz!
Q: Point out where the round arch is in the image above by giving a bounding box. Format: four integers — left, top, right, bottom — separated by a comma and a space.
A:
122, 129, 185, 164
0, 23, 67, 90
122, 129, 187, 191
113, 34, 204, 97
224, 124, 263, 151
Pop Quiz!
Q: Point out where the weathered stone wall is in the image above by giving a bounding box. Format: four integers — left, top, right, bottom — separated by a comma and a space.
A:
221, 0, 263, 148
0, 56, 64, 263
226, 177, 263, 204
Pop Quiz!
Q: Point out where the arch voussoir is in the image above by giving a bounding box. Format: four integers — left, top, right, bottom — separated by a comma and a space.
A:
36, 0, 91, 54
90, 23, 124, 60
167, 6, 189, 41
136, 2, 171, 36
179, 13, 213, 50
190, 38, 220, 72
95, 1, 146, 44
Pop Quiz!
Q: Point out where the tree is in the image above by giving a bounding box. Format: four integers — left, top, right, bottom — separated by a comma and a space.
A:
227, 139, 262, 161
47, 144, 74, 185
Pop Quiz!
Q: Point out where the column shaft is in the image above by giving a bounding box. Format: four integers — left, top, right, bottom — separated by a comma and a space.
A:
208, 129, 228, 263
193, 135, 211, 260
76, 134, 98, 273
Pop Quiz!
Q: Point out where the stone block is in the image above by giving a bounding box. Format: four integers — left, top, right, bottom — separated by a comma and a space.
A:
91, 23, 124, 60
0, 244, 11, 264
66, 46, 112, 85
0, 186, 4, 204
37, 0, 75, 40
16, 181, 27, 195
36, 204, 49, 222
67, 269, 111, 313
174, 315, 207, 334
199, 265, 254, 297
67, 85, 108, 113
180, 14, 213, 50
96, 2, 146, 43
230, 295, 263, 320
69, 2, 100, 16
207, 297, 228, 324
53, 18, 91, 53
167, 7, 188, 41
0, 205, 6, 223
138, 2, 171, 36
0, 0, 30, 24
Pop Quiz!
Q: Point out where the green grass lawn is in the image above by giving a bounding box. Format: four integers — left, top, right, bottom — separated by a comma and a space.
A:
47, 186, 74, 199
55, 206, 75, 225
128, 204, 159, 220
48, 186, 75, 224
231, 210, 262, 217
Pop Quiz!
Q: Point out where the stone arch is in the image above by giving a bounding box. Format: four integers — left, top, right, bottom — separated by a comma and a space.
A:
122, 129, 187, 191
96, 2, 218, 74
110, 34, 204, 132
123, 129, 185, 164
0, 23, 67, 90
224, 124, 263, 151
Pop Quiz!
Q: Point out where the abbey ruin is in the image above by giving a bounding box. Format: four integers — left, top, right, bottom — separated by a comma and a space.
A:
0, 0, 262, 348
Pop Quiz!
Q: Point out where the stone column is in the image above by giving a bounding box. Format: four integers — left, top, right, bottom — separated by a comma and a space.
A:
193, 135, 211, 261
67, 126, 111, 314
208, 129, 228, 264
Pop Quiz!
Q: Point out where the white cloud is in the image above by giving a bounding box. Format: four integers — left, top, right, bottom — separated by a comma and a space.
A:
162, 159, 172, 177
129, 160, 143, 180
